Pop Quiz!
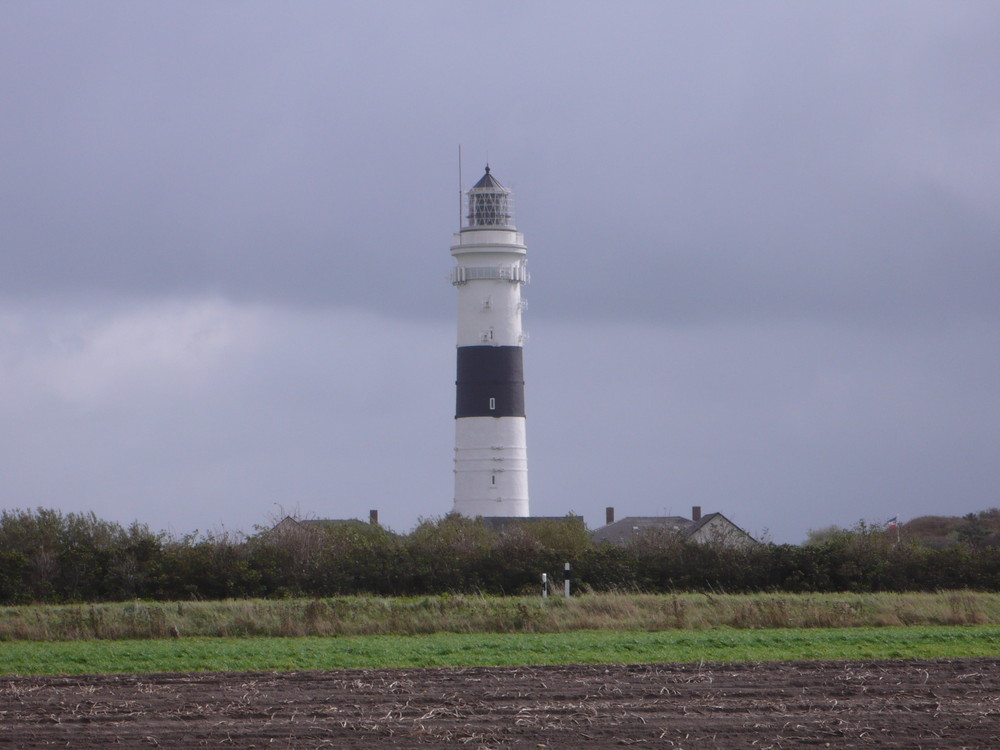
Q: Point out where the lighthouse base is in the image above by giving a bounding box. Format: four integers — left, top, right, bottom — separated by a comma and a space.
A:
453, 416, 529, 518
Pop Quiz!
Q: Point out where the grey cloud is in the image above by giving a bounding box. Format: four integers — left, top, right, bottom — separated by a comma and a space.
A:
2, 2, 999, 543
3, 3, 995, 325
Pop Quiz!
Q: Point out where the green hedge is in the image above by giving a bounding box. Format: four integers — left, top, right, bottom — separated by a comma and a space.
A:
2, 508, 1000, 603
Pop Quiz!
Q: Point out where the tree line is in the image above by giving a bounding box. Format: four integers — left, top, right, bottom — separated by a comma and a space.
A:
2, 508, 999, 604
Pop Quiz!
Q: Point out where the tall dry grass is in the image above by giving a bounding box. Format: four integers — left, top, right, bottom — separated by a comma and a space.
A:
2, 591, 998, 642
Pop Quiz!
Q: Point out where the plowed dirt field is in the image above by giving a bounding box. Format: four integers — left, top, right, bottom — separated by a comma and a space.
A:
2, 658, 998, 748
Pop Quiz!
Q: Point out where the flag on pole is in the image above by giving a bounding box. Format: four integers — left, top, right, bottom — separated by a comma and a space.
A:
886, 515, 898, 529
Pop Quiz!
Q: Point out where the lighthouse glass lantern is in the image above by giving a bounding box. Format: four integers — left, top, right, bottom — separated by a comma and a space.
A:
467, 166, 513, 227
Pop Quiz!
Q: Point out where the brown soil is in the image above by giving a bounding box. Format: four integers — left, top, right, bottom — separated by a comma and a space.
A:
2, 659, 998, 748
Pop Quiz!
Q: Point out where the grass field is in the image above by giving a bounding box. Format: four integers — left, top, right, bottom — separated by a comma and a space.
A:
3, 591, 1000, 642
3, 625, 1000, 675
4, 592, 1000, 676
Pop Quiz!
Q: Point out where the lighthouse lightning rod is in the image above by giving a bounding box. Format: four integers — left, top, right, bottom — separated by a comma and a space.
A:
458, 144, 463, 228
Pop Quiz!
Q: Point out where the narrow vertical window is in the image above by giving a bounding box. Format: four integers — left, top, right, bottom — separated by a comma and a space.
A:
489, 397, 496, 410
491, 474, 497, 486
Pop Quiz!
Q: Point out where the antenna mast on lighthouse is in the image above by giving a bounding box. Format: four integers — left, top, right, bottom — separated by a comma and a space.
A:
449, 165, 530, 518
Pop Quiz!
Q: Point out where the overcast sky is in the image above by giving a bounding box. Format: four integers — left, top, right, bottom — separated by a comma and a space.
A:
2, 2, 998, 543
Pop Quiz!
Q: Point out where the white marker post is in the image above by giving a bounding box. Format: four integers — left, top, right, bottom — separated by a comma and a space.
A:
541, 573, 548, 598
564, 562, 571, 597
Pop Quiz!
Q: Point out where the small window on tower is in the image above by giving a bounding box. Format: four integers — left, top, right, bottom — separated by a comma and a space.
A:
489, 397, 496, 410
491, 474, 497, 486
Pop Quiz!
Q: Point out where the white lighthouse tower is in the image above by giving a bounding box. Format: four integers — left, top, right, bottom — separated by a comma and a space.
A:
451, 166, 530, 518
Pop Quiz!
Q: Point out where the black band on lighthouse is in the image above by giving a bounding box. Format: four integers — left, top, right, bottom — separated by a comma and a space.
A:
456, 346, 525, 418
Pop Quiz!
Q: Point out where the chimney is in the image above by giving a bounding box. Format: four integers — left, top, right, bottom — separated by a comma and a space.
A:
369, 509, 379, 525
692, 506, 702, 522
606, 506, 615, 525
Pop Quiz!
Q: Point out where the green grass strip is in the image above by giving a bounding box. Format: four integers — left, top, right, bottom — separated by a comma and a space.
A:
3, 625, 1000, 675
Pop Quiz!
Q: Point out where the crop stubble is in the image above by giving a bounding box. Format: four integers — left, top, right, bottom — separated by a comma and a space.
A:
1, 658, 998, 748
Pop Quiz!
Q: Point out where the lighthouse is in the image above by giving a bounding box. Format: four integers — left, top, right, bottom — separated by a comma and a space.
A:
451, 166, 530, 517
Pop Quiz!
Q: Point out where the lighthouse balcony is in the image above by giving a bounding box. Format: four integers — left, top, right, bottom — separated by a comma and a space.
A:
451, 264, 529, 285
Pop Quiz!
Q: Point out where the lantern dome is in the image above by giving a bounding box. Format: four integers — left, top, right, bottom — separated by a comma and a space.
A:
466, 165, 514, 228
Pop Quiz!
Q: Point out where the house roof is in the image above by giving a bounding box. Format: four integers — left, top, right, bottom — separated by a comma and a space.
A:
478, 515, 586, 533
296, 519, 367, 529
591, 516, 691, 544
266, 516, 380, 536
591, 512, 745, 545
